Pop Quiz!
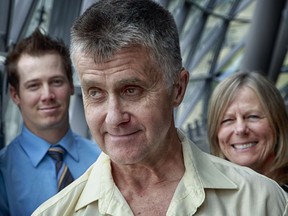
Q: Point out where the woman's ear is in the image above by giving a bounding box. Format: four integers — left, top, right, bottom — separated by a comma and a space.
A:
173, 69, 189, 107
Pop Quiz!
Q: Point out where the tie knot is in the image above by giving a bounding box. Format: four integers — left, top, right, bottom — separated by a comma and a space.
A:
48, 146, 65, 162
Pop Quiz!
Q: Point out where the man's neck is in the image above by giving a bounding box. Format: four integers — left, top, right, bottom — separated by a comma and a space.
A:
111, 138, 185, 215
26, 123, 70, 144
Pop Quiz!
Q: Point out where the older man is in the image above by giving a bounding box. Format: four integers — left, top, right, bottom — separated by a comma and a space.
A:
33, 0, 288, 215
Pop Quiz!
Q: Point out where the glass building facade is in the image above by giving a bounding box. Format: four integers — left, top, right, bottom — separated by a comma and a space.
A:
1, 0, 288, 152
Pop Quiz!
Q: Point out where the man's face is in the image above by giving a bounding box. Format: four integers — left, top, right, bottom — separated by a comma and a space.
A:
11, 53, 74, 134
76, 46, 185, 165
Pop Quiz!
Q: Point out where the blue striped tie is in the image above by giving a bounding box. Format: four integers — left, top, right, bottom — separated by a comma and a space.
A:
48, 146, 74, 191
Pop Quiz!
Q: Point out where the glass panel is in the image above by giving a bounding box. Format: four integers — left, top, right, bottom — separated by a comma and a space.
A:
25, 0, 54, 36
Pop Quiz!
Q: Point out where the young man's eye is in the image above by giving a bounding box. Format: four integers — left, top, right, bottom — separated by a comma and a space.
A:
27, 83, 39, 90
51, 79, 64, 86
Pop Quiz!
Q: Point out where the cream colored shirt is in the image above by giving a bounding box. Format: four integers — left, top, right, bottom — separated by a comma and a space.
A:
33, 130, 288, 216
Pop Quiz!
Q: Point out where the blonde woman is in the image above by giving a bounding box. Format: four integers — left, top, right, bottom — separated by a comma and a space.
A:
208, 71, 288, 191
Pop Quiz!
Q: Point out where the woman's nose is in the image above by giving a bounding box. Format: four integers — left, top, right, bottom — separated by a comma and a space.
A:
234, 120, 249, 135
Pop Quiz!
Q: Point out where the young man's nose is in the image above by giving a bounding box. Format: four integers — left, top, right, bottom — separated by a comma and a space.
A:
41, 85, 56, 100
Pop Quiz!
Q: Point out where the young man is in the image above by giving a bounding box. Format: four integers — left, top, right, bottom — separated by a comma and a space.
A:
0, 29, 101, 216
33, 0, 288, 215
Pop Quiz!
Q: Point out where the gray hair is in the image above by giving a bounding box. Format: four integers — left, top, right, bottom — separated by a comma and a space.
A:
70, 0, 182, 86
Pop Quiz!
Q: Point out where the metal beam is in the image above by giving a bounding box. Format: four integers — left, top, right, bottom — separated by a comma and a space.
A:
240, 0, 286, 80
268, 0, 288, 82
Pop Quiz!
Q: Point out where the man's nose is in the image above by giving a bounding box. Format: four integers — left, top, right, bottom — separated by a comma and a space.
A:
105, 96, 129, 127
41, 84, 55, 100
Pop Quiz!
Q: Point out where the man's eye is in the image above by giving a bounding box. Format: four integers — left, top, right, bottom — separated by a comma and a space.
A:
88, 88, 103, 99
126, 88, 136, 95
51, 79, 63, 86
123, 86, 141, 96
27, 83, 39, 90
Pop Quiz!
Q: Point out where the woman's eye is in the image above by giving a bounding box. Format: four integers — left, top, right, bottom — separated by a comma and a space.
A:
247, 115, 260, 121
221, 118, 232, 124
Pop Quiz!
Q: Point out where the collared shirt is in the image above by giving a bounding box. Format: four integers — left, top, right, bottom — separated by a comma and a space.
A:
0, 125, 101, 216
32, 130, 288, 216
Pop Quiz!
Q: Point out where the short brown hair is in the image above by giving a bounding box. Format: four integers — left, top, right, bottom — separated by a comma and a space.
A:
5, 28, 73, 92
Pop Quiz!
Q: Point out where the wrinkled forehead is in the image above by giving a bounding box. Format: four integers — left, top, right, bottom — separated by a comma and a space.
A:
74, 46, 163, 82
72, 43, 154, 64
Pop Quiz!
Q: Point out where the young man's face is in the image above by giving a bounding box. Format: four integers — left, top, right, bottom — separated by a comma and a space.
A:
10, 53, 74, 134
76, 46, 188, 165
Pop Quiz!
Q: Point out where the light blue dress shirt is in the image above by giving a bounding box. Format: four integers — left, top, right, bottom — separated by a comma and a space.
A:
0, 125, 101, 216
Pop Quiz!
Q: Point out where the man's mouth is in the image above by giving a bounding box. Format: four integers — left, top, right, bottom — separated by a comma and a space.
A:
39, 105, 60, 110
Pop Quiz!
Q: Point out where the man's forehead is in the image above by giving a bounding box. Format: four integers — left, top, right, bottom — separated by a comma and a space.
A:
80, 72, 147, 86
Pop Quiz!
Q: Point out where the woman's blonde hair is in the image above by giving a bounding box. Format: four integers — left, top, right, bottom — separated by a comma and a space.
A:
207, 71, 288, 184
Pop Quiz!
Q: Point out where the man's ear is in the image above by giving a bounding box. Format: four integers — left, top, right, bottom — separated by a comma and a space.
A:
173, 69, 189, 107
10, 85, 20, 105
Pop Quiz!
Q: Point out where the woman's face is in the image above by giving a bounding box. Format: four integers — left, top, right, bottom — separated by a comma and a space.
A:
217, 86, 275, 173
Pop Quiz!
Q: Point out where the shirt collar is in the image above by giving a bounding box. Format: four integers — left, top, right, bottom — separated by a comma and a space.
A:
74, 129, 237, 212
75, 153, 113, 211
178, 129, 237, 189
19, 125, 79, 167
